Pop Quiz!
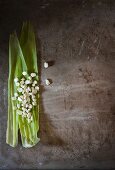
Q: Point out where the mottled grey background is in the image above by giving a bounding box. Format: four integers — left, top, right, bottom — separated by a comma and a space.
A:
0, 0, 115, 169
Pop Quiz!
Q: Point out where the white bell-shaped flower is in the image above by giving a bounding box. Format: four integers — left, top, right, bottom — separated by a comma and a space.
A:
22, 71, 27, 76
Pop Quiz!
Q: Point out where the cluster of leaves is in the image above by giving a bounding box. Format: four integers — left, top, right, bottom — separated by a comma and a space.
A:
6, 22, 40, 148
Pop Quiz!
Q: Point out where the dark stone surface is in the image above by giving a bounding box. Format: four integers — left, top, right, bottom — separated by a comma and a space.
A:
0, 0, 115, 169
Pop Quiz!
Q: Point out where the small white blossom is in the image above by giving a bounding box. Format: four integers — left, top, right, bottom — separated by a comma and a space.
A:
27, 87, 31, 91
17, 88, 23, 92
23, 100, 27, 104
28, 76, 32, 80
29, 104, 32, 109
32, 89, 37, 94
17, 104, 20, 109
29, 92, 32, 96
21, 78, 25, 81
32, 101, 37, 106
16, 82, 20, 86
32, 94, 35, 99
27, 112, 31, 119
45, 79, 50, 85
22, 113, 26, 117
22, 107, 26, 111
26, 104, 29, 108
22, 71, 27, 76
20, 95, 23, 99
20, 80, 24, 85
14, 93, 18, 97
32, 83, 35, 87
33, 99, 37, 103
18, 97, 22, 102
44, 62, 48, 68
31, 73, 36, 77
26, 89, 30, 93
26, 109, 29, 113
35, 86, 39, 91
25, 80, 31, 85
21, 85, 25, 89
34, 80, 37, 84
23, 112, 27, 116
31, 116, 33, 121
14, 78, 19, 83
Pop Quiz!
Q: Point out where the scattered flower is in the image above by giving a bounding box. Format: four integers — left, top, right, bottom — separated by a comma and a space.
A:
44, 62, 48, 68
45, 79, 50, 85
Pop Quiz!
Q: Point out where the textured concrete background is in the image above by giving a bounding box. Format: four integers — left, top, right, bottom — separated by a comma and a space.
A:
0, 0, 115, 169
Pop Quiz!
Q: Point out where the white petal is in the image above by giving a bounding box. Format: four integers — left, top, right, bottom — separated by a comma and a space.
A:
20, 95, 24, 99
44, 62, 48, 68
17, 104, 20, 108
27, 112, 31, 119
17, 88, 23, 92
32, 88, 37, 94
14, 78, 19, 83
35, 86, 39, 91
23, 100, 27, 104
28, 76, 32, 80
32, 94, 35, 99
29, 92, 32, 96
29, 104, 32, 109
23, 112, 27, 116
27, 87, 31, 91
26, 89, 29, 93
25, 80, 31, 84
33, 99, 36, 103
21, 78, 25, 81
21, 85, 25, 89
14, 93, 18, 97
22, 107, 26, 111
20, 80, 24, 85
31, 73, 36, 77
32, 102, 37, 106
22, 71, 27, 76
45, 79, 50, 85
18, 97, 22, 102
26, 104, 29, 108
34, 80, 37, 84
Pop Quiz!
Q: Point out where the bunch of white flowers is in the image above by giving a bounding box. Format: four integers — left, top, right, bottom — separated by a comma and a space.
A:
12, 71, 39, 123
